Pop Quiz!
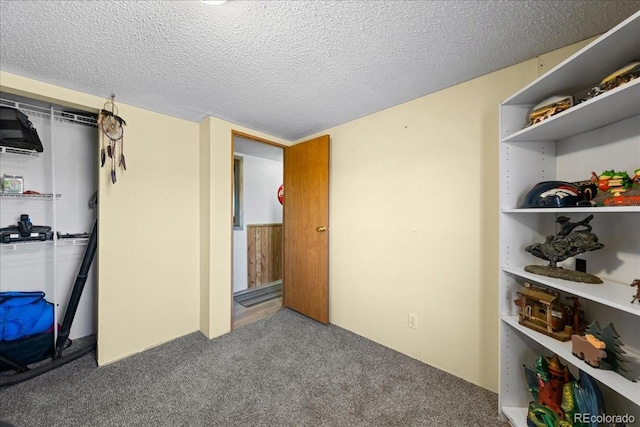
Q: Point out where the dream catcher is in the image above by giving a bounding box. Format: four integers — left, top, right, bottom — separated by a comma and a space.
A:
98, 97, 127, 183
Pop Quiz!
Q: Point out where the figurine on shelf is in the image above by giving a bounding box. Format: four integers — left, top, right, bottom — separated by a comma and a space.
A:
572, 334, 607, 368
525, 215, 604, 284
523, 354, 605, 427
514, 282, 584, 342
524, 95, 574, 128
566, 296, 586, 335
585, 60, 640, 99
632, 279, 640, 304
592, 169, 640, 207
585, 321, 637, 382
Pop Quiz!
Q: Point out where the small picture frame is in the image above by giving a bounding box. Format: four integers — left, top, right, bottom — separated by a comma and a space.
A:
2, 174, 24, 194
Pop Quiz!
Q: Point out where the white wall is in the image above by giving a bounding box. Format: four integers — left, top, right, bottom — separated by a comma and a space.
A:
232, 153, 283, 292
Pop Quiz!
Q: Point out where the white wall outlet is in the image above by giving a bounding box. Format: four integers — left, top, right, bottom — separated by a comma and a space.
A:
408, 313, 418, 329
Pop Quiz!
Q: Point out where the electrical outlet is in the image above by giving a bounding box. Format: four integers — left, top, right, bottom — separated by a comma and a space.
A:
408, 313, 418, 330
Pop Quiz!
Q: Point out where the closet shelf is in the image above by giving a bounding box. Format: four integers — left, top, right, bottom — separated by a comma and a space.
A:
0, 193, 61, 200
0, 237, 89, 252
0, 146, 40, 157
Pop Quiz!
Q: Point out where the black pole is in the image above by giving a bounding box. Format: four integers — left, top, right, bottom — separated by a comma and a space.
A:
53, 220, 97, 359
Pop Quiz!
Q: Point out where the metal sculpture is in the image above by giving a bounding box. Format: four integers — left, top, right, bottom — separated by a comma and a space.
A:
525, 215, 604, 283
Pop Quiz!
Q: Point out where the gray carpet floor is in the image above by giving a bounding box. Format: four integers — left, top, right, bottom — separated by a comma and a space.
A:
0, 309, 503, 427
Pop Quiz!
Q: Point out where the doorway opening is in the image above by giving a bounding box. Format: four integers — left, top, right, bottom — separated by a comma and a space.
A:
231, 131, 286, 329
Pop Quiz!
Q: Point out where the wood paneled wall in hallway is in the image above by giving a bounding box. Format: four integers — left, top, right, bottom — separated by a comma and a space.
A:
247, 224, 282, 288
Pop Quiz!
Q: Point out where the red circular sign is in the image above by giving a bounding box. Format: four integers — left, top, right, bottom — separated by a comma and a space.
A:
277, 184, 284, 205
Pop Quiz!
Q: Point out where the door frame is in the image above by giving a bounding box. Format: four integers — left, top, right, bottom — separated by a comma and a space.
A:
230, 130, 287, 329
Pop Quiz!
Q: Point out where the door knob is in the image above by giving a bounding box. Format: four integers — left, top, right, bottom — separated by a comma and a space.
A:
317, 226, 327, 232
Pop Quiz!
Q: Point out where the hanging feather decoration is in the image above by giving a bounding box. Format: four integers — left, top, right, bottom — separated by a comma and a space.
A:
97, 96, 127, 184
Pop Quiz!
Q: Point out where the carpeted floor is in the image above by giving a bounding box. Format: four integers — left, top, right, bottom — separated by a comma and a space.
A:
0, 309, 503, 427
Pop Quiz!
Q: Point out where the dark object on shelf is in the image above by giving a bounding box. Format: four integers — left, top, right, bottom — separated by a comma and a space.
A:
0, 107, 44, 152
632, 279, 640, 304
56, 232, 91, 239
520, 181, 592, 208
0, 214, 53, 243
586, 321, 637, 382
0, 221, 97, 387
525, 215, 604, 284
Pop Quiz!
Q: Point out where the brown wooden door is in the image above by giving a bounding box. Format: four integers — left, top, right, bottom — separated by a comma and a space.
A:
283, 135, 330, 324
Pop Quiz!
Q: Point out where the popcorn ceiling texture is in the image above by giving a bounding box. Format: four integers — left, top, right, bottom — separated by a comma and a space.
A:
1, 1, 638, 141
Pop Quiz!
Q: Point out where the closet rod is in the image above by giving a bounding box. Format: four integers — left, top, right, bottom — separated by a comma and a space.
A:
0, 98, 97, 128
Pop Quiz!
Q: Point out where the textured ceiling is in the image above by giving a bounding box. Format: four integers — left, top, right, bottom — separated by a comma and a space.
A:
1, 1, 639, 141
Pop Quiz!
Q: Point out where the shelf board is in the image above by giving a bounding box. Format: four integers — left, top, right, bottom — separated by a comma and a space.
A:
502, 79, 640, 143
502, 316, 640, 404
0, 240, 53, 252
503, 12, 640, 106
502, 206, 640, 213
501, 406, 527, 427
502, 266, 640, 316
0, 237, 88, 252
0, 193, 61, 200
0, 146, 40, 156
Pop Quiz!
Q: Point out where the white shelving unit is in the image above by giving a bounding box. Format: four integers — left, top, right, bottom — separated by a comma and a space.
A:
0, 95, 98, 341
498, 11, 640, 427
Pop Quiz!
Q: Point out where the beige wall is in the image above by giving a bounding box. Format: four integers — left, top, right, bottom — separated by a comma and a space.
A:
302, 39, 593, 392
200, 119, 288, 339
1, 72, 201, 365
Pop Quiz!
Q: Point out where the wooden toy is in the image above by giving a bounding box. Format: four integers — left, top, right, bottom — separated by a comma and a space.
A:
514, 283, 578, 341
571, 334, 607, 367
586, 321, 637, 382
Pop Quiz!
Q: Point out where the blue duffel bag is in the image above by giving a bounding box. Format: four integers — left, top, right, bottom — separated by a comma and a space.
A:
0, 291, 54, 341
